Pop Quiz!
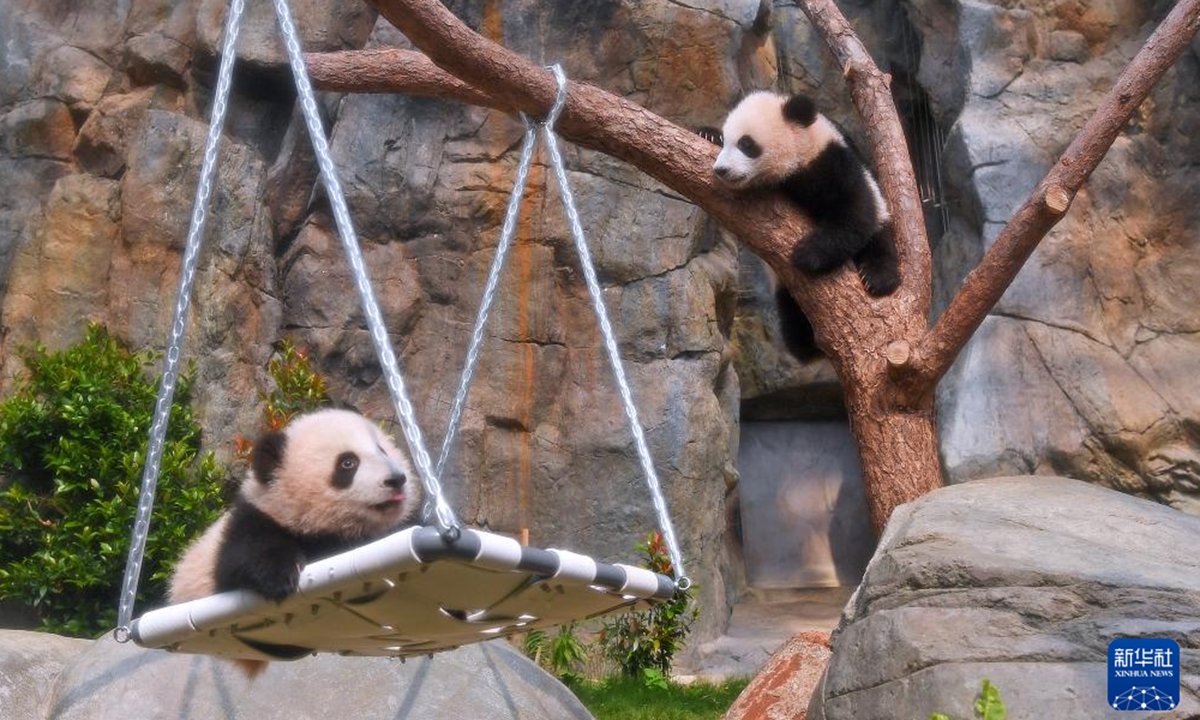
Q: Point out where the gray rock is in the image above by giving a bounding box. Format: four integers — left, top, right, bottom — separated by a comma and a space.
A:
1050, 30, 1091, 63
123, 0, 198, 88
196, 0, 376, 70
0, 99, 75, 161
0, 174, 121, 366
35, 46, 115, 110
42, 635, 591, 720
73, 88, 183, 178
958, 2, 1036, 100
808, 476, 1200, 720
0, 630, 90, 720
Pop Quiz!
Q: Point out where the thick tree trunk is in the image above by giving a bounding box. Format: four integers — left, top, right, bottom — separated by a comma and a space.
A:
846, 392, 940, 533
804, 274, 942, 533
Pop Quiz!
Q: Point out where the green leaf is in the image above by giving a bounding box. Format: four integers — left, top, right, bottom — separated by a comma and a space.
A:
974, 680, 1007, 720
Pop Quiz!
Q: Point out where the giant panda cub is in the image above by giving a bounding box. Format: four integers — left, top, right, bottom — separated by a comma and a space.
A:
169, 408, 422, 676
704, 91, 900, 357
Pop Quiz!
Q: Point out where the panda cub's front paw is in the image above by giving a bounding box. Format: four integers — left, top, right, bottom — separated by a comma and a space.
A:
247, 562, 302, 602
791, 242, 847, 274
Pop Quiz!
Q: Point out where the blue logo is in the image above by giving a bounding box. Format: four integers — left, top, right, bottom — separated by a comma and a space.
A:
1108, 638, 1180, 711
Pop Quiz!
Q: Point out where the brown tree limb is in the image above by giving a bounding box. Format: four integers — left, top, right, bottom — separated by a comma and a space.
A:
308, 0, 944, 532
310, 0, 885, 356
795, 0, 932, 316
306, 48, 511, 112
900, 0, 1200, 393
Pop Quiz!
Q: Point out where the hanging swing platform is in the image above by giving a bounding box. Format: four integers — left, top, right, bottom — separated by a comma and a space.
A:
117, 0, 688, 659
130, 526, 676, 661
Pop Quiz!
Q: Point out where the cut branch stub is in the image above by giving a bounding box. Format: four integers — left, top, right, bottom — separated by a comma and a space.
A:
1043, 185, 1073, 215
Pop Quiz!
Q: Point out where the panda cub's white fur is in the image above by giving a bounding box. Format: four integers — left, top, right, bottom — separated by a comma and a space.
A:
168, 408, 422, 677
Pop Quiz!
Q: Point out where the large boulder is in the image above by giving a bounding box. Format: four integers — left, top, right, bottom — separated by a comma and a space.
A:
0, 630, 90, 720
808, 476, 1200, 720
41, 636, 590, 720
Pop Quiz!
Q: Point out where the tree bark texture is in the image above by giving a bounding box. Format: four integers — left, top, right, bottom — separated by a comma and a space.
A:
304, 0, 1200, 532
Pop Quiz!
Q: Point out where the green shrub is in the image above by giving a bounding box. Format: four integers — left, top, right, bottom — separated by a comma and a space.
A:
0, 324, 224, 637
600, 531, 698, 677
262, 339, 330, 430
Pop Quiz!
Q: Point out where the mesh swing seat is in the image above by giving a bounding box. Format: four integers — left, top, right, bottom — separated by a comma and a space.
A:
114, 0, 688, 662
131, 527, 674, 660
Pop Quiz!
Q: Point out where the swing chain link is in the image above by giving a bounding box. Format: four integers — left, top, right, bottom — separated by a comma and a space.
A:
435, 117, 538, 480
114, 0, 246, 642
272, 0, 459, 540
541, 65, 686, 583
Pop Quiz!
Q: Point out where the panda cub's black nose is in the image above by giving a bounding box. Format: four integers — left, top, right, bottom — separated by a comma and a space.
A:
383, 474, 407, 489
714, 166, 729, 178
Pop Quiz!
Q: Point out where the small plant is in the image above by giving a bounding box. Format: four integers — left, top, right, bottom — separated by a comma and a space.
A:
0, 324, 224, 636
523, 623, 588, 683
233, 339, 331, 460
974, 680, 1007, 720
263, 339, 330, 430
599, 531, 698, 678
641, 667, 670, 691
931, 679, 1007, 720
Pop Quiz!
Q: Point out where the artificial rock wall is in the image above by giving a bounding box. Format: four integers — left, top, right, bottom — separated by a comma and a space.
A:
0, 0, 760, 644
1, 0, 1199, 649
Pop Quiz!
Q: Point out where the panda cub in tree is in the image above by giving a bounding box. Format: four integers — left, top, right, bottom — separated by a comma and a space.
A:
169, 408, 422, 676
705, 91, 900, 357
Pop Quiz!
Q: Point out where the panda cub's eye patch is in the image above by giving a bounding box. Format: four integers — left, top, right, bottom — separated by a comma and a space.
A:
736, 135, 762, 159
332, 451, 359, 489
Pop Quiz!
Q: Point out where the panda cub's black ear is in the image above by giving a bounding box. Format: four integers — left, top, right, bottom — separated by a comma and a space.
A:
251, 431, 287, 485
783, 94, 818, 127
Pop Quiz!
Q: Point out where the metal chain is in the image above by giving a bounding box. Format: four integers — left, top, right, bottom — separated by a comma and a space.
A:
271, 0, 459, 538
540, 65, 687, 584
114, 0, 246, 642
435, 118, 538, 479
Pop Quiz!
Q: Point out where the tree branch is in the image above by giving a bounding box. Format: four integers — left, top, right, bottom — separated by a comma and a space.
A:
306, 48, 511, 112
795, 0, 932, 317
903, 0, 1200, 391
310, 0, 889, 363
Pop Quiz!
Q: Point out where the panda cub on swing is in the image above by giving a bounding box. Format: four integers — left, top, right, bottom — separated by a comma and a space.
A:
169, 409, 422, 675
707, 91, 900, 356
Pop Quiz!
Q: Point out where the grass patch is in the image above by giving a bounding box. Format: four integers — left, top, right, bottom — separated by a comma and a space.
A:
570, 676, 750, 720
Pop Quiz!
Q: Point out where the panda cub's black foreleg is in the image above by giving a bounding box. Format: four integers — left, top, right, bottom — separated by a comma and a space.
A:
854, 225, 901, 297
790, 223, 874, 276
791, 223, 900, 298
215, 501, 308, 601
775, 286, 820, 360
